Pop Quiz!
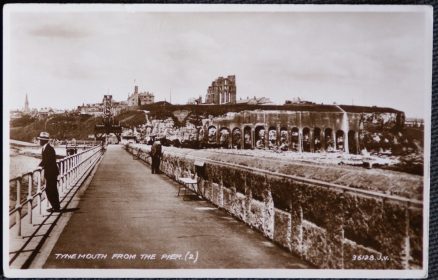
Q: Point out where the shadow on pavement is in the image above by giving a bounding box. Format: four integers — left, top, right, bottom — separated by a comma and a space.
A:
61, 207, 80, 213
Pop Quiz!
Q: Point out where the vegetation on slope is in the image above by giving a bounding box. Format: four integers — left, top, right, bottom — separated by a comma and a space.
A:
10, 114, 101, 142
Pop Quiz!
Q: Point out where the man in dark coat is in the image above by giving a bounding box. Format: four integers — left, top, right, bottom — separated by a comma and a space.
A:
150, 139, 163, 174
38, 132, 61, 212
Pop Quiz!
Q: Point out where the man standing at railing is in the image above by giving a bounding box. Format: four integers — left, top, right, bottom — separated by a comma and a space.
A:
150, 138, 163, 174
38, 132, 61, 212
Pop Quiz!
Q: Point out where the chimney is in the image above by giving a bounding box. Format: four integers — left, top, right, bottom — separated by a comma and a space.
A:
134, 85, 138, 94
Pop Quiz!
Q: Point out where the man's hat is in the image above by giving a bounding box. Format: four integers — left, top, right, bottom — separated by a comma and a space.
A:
37, 131, 50, 140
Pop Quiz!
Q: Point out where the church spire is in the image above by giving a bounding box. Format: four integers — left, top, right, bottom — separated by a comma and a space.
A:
24, 93, 29, 113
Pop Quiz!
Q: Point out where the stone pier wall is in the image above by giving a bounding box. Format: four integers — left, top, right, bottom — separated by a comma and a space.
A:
126, 145, 422, 269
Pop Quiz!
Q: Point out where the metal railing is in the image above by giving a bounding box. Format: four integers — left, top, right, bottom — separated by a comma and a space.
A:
57, 140, 101, 146
9, 145, 104, 237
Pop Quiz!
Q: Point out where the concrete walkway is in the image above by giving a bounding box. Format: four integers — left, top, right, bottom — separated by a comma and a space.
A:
44, 145, 310, 269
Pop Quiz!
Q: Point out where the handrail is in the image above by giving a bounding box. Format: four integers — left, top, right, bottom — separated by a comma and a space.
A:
129, 145, 423, 207
9, 145, 103, 236
9, 145, 100, 182
58, 140, 101, 146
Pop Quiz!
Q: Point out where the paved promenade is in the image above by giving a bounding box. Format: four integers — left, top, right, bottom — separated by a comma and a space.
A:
44, 145, 310, 268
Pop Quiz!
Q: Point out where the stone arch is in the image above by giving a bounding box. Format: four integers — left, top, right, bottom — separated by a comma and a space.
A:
336, 130, 345, 151
291, 127, 300, 152
279, 127, 289, 151
324, 128, 334, 151
207, 125, 217, 144
314, 127, 322, 152
302, 127, 311, 152
243, 126, 253, 149
219, 127, 231, 148
197, 127, 204, 141
268, 126, 277, 150
255, 125, 266, 149
361, 132, 376, 152
232, 127, 242, 149
348, 130, 357, 154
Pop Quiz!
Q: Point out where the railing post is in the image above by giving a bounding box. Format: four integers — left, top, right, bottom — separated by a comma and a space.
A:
75, 155, 78, 182
71, 157, 74, 185
77, 155, 81, 175
79, 153, 82, 175
58, 162, 62, 194
67, 158, 71, 188
71, 157, 74, 184
70, 157, 73, 185
15, 179, 22, 237
63, 159, 67, 190
60, 161, 65, 193
37, 170, 42, 215
67, 158, 70, 188
73, 156, 77, 184
69, 157, 73, 186
64, 160, 67, 190
72, 157, 75, 184
27, 173, 33, 225
70, 158, 73, 187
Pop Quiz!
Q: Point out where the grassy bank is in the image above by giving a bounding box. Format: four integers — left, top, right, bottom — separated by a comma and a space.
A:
132, 144, 423, 201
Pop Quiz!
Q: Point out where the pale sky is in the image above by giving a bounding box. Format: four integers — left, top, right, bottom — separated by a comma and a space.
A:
4, 7, 432, 117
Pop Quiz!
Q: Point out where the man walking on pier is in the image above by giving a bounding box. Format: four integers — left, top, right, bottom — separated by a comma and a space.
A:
38, 132, 61, 212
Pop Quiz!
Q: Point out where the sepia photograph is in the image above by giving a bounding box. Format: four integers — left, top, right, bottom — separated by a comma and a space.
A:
3, 4, 432, 278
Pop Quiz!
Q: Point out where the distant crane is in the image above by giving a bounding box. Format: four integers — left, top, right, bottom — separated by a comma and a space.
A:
94, 95, 122, 141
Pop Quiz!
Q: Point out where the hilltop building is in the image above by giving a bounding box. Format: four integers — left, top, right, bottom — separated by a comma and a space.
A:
78, 104, 103, 117
78, 99, 127, 117
38, 107, 54, 119
405, 117, 424, 128
205, 75, 236, 105
128, 85, 155, 107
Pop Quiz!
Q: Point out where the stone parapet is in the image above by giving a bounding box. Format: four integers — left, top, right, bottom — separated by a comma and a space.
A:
125, 144, 422, 269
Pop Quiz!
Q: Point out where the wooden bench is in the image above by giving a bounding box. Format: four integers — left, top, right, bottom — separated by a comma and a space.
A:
177, 161, 205, 200
177, 177, 200, 200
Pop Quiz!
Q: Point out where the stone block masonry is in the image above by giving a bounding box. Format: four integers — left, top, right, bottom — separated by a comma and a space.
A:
126, 145, 422, 269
